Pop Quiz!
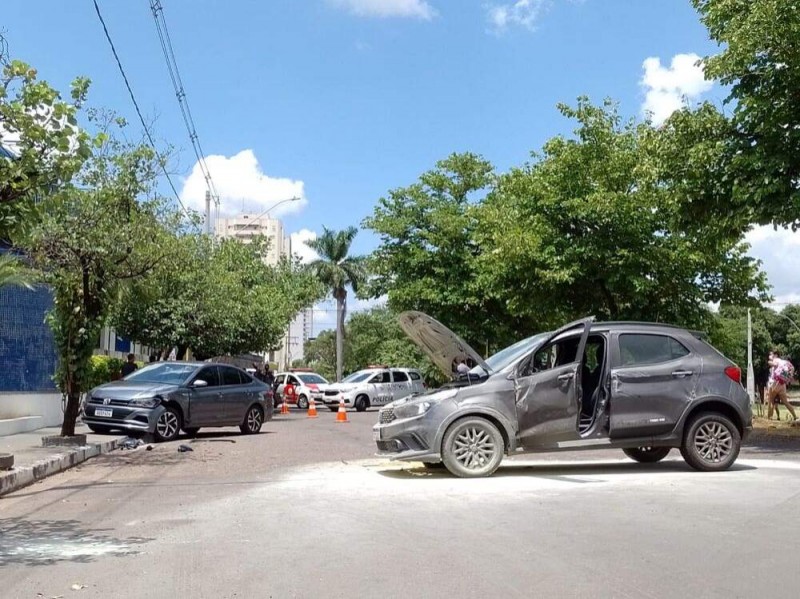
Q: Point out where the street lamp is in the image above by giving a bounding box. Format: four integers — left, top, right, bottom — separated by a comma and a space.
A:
775, 311, 800, 335
248, 196, 301, 223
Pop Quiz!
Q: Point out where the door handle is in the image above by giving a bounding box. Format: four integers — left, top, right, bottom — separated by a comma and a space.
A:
672, 370, 693, 378
557, 373, 574, 382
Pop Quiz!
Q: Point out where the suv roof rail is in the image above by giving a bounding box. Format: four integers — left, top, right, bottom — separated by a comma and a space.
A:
595, 321, 685, 330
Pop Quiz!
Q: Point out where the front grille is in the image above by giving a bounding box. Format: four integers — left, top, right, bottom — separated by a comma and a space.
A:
87, 397, 129, 406
379, 407, 395, 424
376, 440, 399, 452
324, 390, 339, 396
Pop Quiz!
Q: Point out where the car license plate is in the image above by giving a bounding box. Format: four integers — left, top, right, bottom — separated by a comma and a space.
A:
95, 408, 113, 418
373, 428, 381, 441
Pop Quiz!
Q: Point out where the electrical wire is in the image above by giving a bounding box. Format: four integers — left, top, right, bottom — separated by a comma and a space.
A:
149, 0, 220, 213
91, 0, 194, 223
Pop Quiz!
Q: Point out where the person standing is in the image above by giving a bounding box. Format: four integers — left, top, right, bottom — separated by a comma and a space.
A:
767, 350, 797, 422
120, 353, 138, 377
456, 359, 470, 376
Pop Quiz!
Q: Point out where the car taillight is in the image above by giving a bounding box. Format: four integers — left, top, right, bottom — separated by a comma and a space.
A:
724, 366, 741, 384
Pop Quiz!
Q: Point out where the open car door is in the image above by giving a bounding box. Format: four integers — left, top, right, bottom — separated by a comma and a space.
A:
513, 317, 594, 448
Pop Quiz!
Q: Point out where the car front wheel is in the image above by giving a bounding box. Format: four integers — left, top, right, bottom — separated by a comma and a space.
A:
441, 417, 504, 478
680, 412, 741, 472
154, 407, 181, 442
623, 446, 671, 463
240, 406, 263, 434
354, 395, 369, 412
297, 395, 309, 410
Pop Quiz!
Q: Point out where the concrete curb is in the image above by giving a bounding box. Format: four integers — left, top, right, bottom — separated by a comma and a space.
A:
0, 437, 123, 497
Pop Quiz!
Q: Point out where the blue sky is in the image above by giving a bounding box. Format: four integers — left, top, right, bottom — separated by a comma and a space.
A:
3, 0, 797, 328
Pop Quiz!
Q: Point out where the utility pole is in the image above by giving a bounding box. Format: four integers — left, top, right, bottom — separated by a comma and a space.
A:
747, 308, 756, 406
205, 190, 212, 235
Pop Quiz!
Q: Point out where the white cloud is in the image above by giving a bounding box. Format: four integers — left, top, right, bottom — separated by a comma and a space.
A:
329, 0, 437, 19
641, 53, 713, 125
180, 150, 307, 218
745, 225, 800, 307
290, 229, 320, 264
487, 0, 548, 32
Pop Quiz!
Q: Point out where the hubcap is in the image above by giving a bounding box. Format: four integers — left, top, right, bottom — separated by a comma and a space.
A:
453, 426, 497, 470
156, 411, 179, 439
247, 408, 262, 431
694, 421, 733, 463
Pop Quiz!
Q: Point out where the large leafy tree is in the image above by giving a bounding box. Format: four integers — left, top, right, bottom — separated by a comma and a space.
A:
1, 38, 92, 241
364, 153, 528, 351
306, 227, 366, 381
113, 236, 322, 361
25, 135, 181, 437
693, 0, 800, 229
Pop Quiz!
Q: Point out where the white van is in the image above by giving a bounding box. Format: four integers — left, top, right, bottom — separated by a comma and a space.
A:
321, 367, 426, 412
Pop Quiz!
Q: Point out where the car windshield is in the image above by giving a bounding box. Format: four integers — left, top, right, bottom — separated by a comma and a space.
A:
342, 371, 373, 383
124, 363, 198, 385
470, 333, 550, 375
298, 373, 327, 384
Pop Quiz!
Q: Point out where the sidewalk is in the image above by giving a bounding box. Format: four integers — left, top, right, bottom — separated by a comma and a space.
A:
0, 424, 128, 497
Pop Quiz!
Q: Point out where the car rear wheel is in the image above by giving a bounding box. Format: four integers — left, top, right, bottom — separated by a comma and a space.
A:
622, 447, 671, 463
680, 412, 741, 472
86, 424, 113, 434
182, 427, 200, 438
441, 417, 504, 478
154, 407, 181, 442
240, 406, 263, 434
297, 395, 309, 410
354, 395, 369, 412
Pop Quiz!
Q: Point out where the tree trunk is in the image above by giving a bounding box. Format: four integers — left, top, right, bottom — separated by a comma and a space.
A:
60, 390, 81, 437
336, 294, 346, 382
177, 344, 189, 361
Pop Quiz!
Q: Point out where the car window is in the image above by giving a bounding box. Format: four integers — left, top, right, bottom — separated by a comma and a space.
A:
298, 373, 327, 384
288, 375, 300, 385
221, 366, 244, 385
275, 374, 286, 385
343, 371, 373, 383
530, 336, 580, 372
370, 371, 391, 384
619, 334, 690, 367
195, 366, 221, 387
392, 370, 409, 382
125, 363, 198, 385
409, 371, 421, 380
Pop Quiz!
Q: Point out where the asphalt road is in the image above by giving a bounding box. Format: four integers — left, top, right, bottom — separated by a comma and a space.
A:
1, 409, 799, 599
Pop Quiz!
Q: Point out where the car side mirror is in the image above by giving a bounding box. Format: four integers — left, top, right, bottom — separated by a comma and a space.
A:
192, 379, 208, 388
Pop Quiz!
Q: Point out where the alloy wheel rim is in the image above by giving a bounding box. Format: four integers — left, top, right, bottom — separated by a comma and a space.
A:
453, 426, 497, 470
156, 411, 178, 439
694, 421, 733, 463
248, 408, 262, 431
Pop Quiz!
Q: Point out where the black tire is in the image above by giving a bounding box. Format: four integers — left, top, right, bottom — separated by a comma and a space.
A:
680, 412, 741, 472
87, 424, 113, 434
153, 406, 182, 443
622, 446, 671, 463
182, 427, 201, 438
328, 406, 339, 412
240, 405, 264, 434
441, 417, 505, 478
297, 395, 309, 410
354, 395, 369, 412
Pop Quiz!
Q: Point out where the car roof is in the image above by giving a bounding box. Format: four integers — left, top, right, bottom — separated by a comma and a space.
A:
590, 321, 694, 334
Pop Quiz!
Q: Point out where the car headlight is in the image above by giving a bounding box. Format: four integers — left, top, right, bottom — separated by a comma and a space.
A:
393, 401, 433, 420
129, 396, 161, 408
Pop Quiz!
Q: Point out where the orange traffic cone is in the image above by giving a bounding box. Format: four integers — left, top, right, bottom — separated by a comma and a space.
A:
335, 399, 349, 423
307, 397, 318, 418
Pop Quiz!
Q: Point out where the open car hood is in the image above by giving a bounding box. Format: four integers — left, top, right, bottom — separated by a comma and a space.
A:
397, 311, 489, 378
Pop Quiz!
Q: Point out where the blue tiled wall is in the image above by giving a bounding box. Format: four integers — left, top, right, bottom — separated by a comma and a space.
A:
0, 283, 59, 392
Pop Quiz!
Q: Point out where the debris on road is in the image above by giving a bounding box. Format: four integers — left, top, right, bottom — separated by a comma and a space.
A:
178, 444, 194, 453
120, 437, 144, 450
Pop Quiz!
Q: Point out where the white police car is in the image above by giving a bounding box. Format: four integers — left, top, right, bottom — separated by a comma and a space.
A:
321, 367, 426, 412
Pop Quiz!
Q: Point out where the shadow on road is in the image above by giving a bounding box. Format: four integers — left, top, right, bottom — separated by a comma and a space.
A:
0, 517, 152, 567
375, 459, 758, 482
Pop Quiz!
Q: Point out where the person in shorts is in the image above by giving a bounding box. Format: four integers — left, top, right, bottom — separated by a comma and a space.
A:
766, 350, 797, 422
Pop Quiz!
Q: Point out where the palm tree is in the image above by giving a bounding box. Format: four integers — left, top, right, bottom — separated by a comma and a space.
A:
0, 252, 36, 290
306, 227, 365, 382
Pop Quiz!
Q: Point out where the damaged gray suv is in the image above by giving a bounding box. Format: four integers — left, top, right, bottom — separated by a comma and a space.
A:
373, 312, 752, 478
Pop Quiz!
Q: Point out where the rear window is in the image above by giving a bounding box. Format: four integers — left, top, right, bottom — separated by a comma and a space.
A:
409, 371, 421, 380
392, 371, 409, 382
619, 334, 690, 367
221, 366, 244, 385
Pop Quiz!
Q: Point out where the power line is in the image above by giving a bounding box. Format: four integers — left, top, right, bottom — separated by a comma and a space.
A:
149, 0, 220, 211
91, 0, 193, 222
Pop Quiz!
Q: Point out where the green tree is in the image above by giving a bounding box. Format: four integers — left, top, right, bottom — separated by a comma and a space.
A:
306, 227, 366, 381
693, 0, 800, 229
25, 136, 181, 437
302, 330, 338, 382
364, 153, 526, 351
1, 39, 92, 241
476, 99, 769, 330
113, 236, 322, 361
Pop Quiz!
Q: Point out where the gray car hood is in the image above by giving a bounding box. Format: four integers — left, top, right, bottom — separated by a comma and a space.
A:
397, 311, 489, 377
91, 381, 179, 400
